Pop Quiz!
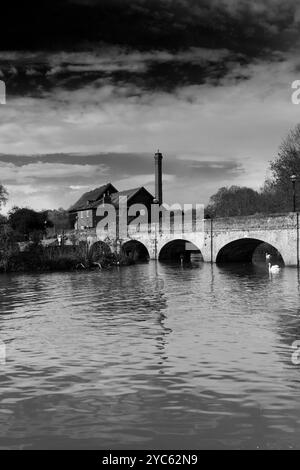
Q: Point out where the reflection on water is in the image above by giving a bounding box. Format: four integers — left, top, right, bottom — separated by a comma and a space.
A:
0, 258, 300, 449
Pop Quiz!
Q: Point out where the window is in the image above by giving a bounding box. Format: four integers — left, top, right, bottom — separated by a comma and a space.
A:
86, 210, 89, 218
80, 212, 83, 219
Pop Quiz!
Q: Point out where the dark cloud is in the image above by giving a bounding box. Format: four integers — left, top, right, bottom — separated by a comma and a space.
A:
1, 1, 299, 93
0, 152, 243, 179
1, 0, 299, 53
0, 47, 236, 95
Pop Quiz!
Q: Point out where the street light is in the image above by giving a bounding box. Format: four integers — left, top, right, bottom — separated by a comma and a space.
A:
205, 213, 214, 264
153, 198, 159, 260
290, 174, 297, 212
291, 175, 300, 269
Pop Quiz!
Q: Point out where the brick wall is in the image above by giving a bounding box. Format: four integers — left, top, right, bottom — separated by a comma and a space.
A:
77, 209, 95, 229
207, 212, 297, 232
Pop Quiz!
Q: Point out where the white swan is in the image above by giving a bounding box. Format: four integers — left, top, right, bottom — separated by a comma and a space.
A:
268, 262, 281, 273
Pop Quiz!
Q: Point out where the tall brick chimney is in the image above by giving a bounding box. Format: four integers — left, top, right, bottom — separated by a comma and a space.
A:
154, 150, 163, 205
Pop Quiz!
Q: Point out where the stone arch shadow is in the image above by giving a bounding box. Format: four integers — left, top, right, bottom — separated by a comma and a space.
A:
159, 238, 203, 261
89, 240, 112, 261
216, 238, 284, 265
121, 240, 150, 262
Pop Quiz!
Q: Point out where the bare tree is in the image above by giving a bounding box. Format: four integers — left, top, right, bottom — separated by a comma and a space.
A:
262, 124, 300, 211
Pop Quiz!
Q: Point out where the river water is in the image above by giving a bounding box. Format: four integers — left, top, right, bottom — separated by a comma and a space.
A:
0, 258, 300, 449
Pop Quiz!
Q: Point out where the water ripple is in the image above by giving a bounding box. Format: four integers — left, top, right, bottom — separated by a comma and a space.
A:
0, 261, 300, 448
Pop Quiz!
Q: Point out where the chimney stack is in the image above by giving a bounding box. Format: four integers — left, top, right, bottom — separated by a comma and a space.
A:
154, 150, 163, 205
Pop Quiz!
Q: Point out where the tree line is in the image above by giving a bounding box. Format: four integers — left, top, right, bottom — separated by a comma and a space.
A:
206, 124, 300, 217
0, 203, 74, 238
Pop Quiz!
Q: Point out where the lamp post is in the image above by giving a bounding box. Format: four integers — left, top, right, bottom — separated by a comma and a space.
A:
43, 220, 47, 240
205, 214, 213, 264
291, 175, 299, 269
153, 198, 159, 260
291, 174, 297, 212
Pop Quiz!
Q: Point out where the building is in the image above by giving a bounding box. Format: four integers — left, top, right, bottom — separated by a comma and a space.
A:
69, 184, 156, 230
69, 151, 163, 231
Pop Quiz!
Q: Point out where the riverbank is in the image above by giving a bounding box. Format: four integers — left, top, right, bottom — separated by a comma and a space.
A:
0, 244, 134, 273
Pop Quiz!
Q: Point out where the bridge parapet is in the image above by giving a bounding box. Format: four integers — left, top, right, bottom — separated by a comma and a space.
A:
209, 212, 297, 232
65, 212, 296, 239
130, 222, 201, 235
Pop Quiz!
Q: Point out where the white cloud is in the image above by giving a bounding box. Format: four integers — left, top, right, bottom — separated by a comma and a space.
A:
0, 161, 109, 211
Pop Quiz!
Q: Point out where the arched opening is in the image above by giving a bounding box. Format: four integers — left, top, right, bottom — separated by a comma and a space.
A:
159, 239, 203, 262
216, 238, 284, 265
89, 241, 111, 262
121, 240, 149, 262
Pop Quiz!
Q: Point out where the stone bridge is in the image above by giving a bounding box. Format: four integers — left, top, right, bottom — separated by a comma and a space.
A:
67, 212, 300, 266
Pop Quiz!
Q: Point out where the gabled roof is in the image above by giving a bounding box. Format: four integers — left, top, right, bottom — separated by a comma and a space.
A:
110, 187, 154, 208
69, 183, 117, 212
69, 185, 154, 213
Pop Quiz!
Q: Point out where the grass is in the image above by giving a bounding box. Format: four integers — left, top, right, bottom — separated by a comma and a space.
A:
0, 243, 134, 273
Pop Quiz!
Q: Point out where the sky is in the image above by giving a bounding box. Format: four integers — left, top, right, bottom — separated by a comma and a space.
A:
1, 0, 300, 212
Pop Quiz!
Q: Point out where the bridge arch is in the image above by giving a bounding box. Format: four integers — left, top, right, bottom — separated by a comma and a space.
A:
216, 238, 284, 265
121, 240, 150, 261
159, 238, 203, 261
